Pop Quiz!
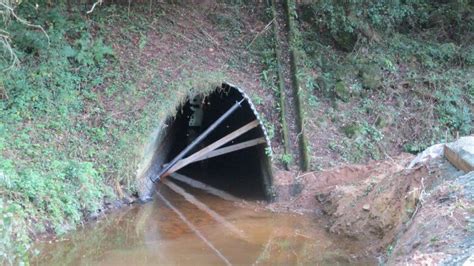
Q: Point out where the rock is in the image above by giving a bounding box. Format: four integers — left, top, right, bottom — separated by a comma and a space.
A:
456, 172, 474, 201
316, 193, 328, 203
363, 204, 371, 211
112, 199, 123, 209
407, 136, 473, 176
88, 211, 101, 220
444, 136, 474, 172
407, 143, 444, 169
122, 195, 135, 205
335, 81, 350, 102
290, 182, 304, 197
464, 254, 474, 266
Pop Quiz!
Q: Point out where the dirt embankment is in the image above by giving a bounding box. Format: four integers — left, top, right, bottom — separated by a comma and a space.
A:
270, 154, 413, 213
388, 166, 473, 264
270, 140, 473, 264
318, 165, 429, 253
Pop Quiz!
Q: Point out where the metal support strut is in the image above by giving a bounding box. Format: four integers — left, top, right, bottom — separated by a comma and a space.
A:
151, 99, 245, 183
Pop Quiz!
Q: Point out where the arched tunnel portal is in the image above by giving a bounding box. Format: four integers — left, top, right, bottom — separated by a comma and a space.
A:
138, 83, 274, 201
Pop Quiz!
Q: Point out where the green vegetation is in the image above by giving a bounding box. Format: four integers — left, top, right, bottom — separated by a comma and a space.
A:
286, 0, 310, 171
270, 0, 292, 169
1, 5, 116, 263
293, 0, 473, 164
248, 3, 291, 168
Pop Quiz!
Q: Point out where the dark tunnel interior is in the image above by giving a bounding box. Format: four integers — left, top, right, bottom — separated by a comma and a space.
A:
163, 85, 272, 200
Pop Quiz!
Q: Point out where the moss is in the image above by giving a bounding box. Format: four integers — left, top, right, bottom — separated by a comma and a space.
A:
335, 81, 350, 102
360, 65, 382, 90
285, 0, 311, 171
270, 0, 292, 170
375, 114, 392, 128
342, 123, 363, 138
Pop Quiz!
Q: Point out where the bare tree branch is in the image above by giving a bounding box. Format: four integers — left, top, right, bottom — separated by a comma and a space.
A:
0, 1, 51, 70
0, 34, 19, 71
0, 2, 50, 45
247, 18, 274, 48
87, 0, 103, 14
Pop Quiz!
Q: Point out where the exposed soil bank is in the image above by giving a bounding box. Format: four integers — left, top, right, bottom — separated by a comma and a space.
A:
269, 139, 473, 264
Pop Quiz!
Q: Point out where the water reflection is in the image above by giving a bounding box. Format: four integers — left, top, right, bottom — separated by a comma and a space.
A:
33, 182, 375, 265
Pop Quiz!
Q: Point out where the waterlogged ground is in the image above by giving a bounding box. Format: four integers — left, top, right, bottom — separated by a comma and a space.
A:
33, 179, 376, 265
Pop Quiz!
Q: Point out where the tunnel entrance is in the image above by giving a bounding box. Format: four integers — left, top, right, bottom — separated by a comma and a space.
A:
155, 83, 273, 200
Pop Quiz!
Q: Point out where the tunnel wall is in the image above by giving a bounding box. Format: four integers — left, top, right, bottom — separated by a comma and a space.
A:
136, 82, 274, 201
136, 118, 176, 201
222, 82, 274, 199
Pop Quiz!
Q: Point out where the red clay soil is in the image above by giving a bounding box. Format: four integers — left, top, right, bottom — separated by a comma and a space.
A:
269, 153, 414, 213
319, 165, 429, 251
269, 153, 473, 263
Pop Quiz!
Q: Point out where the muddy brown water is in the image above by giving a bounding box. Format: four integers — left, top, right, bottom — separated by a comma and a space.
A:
32, 179, 376, 265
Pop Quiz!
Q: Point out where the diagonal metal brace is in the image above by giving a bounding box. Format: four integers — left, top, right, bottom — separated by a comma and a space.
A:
163, 120, 260, 176
151, 99, 244, 183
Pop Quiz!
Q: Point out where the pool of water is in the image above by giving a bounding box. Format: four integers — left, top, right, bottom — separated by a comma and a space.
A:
32, 178, 376, 265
